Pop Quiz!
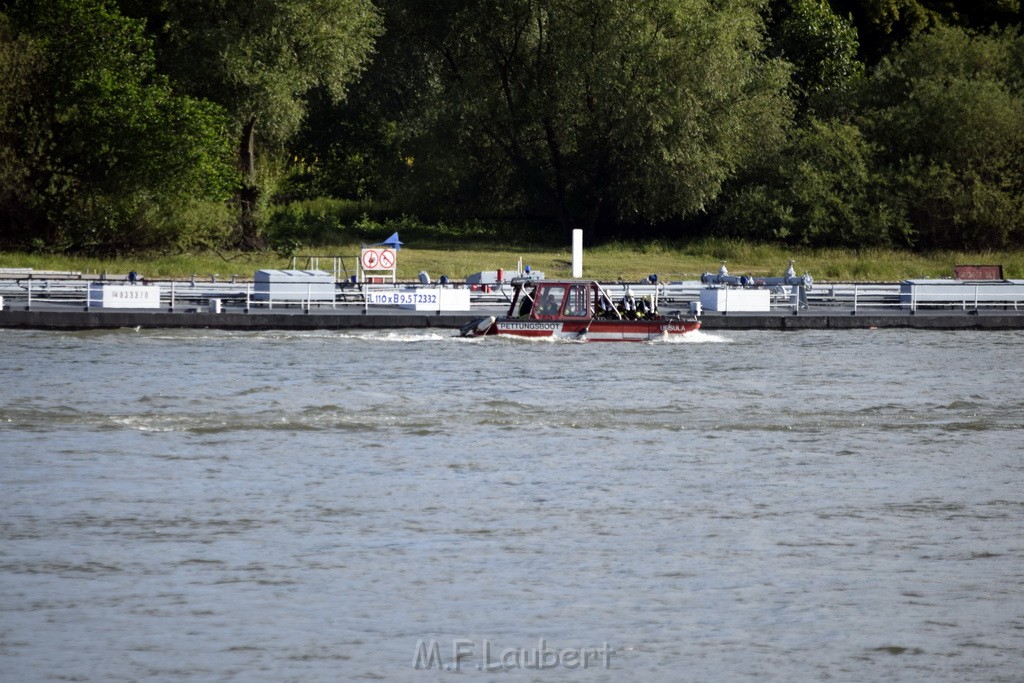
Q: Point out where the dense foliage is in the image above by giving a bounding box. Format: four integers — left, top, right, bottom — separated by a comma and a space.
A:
1, 0, 1022, 253
1, 0, 236, 253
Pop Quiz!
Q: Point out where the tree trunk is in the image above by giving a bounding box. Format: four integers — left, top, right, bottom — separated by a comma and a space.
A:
579, 197, 603, 245
235, 115, 264, 250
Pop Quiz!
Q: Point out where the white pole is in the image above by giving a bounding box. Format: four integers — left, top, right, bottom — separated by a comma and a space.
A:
572, 229, 583, 278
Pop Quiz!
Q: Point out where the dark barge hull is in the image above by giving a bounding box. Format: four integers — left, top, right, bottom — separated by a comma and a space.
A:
2, 306, 1024, 331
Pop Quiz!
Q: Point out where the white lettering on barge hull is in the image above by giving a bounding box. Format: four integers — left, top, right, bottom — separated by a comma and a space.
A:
87, 284, 161, 309
366, 291, 438, 306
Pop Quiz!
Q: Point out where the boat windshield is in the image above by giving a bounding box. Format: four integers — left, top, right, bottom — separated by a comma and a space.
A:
533, 284, 566, 317
509, 284, 536, 318
531, 283, 592, 318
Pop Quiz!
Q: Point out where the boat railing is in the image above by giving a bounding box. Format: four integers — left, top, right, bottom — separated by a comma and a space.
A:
776, 282, 1023, 314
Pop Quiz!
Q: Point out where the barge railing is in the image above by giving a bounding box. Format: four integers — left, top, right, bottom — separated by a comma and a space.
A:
2, 278, 1024, 315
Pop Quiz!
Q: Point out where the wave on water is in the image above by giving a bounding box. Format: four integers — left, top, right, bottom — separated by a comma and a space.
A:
451, 329, 734, 345
327, 327, 733, 345
483, 329, 733, 344
108, 409, 429, 434
16, 326, 733, 345
135, 330, 351, 343
662, 329, 732, 344
332, 330, 454, 343
1, 404, 465, 434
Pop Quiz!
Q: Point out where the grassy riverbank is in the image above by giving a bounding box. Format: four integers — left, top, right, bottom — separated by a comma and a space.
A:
3, 239, 1022, 282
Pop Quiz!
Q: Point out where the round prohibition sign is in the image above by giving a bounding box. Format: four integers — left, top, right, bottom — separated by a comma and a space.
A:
378, 249, 396, 269
361, 249, 380, 269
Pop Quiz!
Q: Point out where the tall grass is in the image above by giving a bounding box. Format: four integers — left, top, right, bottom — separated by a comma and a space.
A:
0, 251, 292, 279
2, 236, 1021, 281
586, 239, 1023, 281
264, 199, 557, 251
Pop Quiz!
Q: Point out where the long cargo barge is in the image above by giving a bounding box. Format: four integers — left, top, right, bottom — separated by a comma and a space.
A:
3, 268, 1024, 331
2, 304, 1023, 331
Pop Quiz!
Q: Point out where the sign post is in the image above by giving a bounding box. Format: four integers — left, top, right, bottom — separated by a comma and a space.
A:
359, 247, 397, 283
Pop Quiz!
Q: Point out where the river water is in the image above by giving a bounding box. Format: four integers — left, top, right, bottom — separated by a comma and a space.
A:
1, 328, 1022, 682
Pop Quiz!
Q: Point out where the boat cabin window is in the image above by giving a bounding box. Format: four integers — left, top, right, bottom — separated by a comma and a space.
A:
534, 284, 566, 317
531, 283, 591, 318
510, 284, 535, 318
563, 283, 590, 317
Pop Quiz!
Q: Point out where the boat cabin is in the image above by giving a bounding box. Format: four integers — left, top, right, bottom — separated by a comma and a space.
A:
507, 280, 655, 321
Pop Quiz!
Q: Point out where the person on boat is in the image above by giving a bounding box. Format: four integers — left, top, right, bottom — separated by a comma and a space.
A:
621, 289, 637, 319
518, 294, 533, 318
516, 285, 535, 318
564, 290, 587, 317
596, 293, 616, 319
636, 295, 652, 319
538, 292, 560, 316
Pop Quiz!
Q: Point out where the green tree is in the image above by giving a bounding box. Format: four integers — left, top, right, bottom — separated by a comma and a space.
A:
139, 0, 383, 248
830, 0, 1022, 62
858, 25, 1024, 248
2, 0, 235, 253
378, 0, 792, 242
717, 118, 909, 247
0, 14, 45, 242
763, 0, 865, 117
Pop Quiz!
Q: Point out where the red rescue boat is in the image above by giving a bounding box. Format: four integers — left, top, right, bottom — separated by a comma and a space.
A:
460, 280, 700, 342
